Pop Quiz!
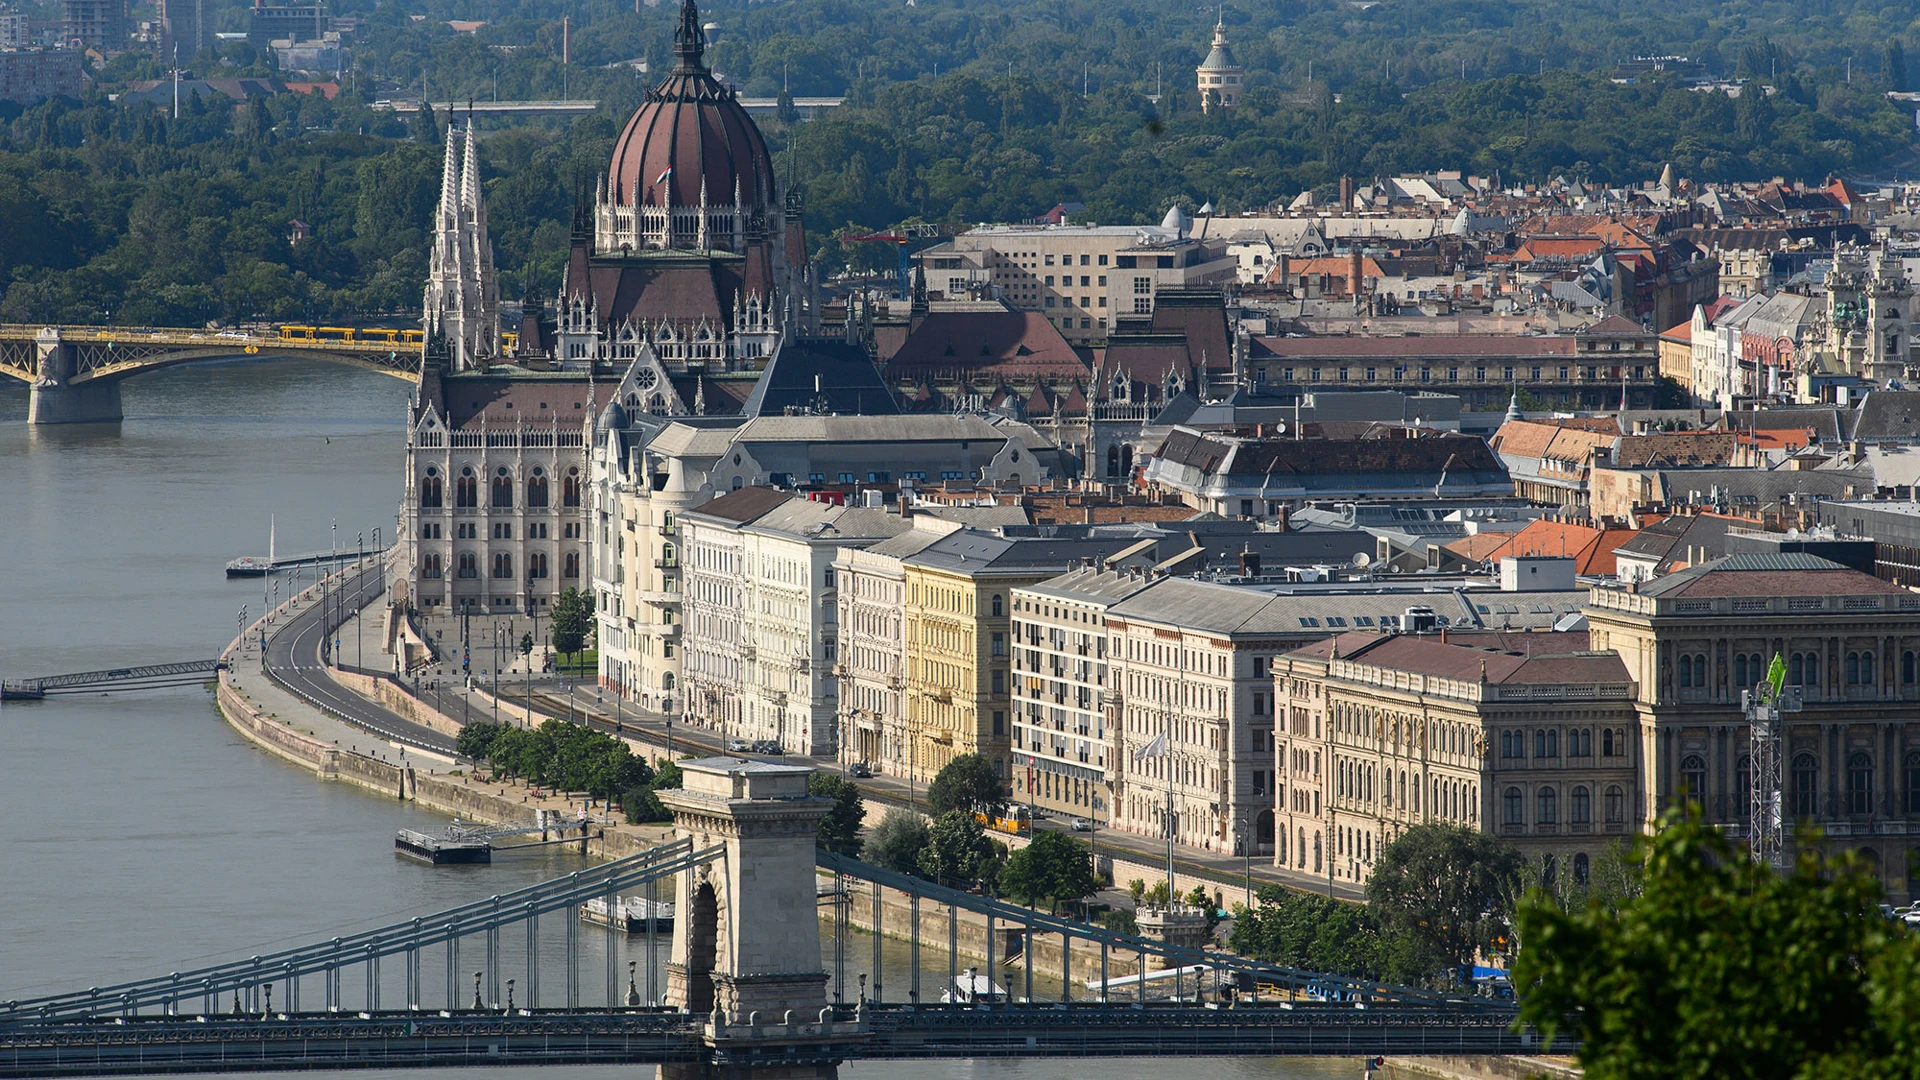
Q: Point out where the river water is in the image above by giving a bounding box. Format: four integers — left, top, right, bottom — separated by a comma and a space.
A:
0, 360, 1349, 1080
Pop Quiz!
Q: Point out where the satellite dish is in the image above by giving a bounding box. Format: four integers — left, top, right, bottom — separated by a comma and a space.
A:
1786, 527, 1801, 539
1352, 552, 1373, 568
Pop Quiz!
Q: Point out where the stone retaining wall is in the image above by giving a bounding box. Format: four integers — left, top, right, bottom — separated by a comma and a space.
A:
327, 666, 464, 740
1385, 1055, 1580, 1080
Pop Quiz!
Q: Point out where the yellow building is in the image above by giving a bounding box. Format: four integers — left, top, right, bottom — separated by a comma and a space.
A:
898, 531, 1138, 788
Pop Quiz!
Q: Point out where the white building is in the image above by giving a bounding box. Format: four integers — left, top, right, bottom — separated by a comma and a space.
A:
1105, 576, 1285, 858
681, 489, 910, 755
1008, 566, 1157, 825
834, 519, 962, 771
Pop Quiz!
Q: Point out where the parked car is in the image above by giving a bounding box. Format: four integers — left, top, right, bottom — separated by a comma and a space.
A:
850, 762, 873, 778
753, 740, 783, 755
727, 738, 750, 753
1069, 817, 1092, 832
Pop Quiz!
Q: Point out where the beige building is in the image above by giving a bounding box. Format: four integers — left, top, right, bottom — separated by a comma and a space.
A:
1105, 578, 1289, 858
833, 520, 960, 773
1196, 17, 1245, 112
1586, 552, 1920, 898
1277, 630, 1638, 888
913, 223, 1237, 344
890, 532, 1140, 787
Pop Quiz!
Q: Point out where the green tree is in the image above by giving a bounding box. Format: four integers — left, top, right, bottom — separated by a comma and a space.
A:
1230, 884, 1394, 982
924, 753, 1008, 819
1366, 823, 1523, 978
1515, 809, 1917, 1079
917, 810, 999, 888
863, 809, 930, 876
999, 829, 1097, 909
456, 720, 513, 762
809, 771, 865, 855
549, 586, 595, 668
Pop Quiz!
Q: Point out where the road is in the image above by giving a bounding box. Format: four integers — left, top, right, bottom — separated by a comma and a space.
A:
262, 565, 458, 757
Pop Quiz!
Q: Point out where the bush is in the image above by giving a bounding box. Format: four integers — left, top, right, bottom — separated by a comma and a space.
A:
864, 809, 930, 877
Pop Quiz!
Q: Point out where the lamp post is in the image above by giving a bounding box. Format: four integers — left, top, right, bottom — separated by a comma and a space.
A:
355, 531, 364, 670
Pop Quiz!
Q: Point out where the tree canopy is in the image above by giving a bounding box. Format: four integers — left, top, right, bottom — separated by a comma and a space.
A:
1515, 810, 1920, 1079
1364, 823, 1524, 975
917, 810, 1001, 889
925, 754, 1009, 820
549, 586, 595, 664
808, 771, 865, 856
862, 809, 931, 877
999, 829, 1098, 910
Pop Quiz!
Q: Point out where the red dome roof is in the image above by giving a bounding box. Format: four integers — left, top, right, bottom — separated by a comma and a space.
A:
606, 0, 775, 211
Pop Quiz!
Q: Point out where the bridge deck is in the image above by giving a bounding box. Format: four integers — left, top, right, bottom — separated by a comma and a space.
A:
1, 660, 222, 699
0, 1003, 1541, 1076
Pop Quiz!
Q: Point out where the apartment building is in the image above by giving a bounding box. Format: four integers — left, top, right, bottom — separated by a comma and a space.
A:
1008, 567, 1157, 825
1276, 630, 1638, 888
680, 488, 909, 756
834, 519, 961, 773
914, 222, 1236, 344
895, 532, 1140, 786
1104, 578, 1292, 858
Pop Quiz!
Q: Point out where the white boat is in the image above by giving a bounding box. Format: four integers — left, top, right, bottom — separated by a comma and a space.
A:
580, 896, 674, 933
941, 967, 1007, 1005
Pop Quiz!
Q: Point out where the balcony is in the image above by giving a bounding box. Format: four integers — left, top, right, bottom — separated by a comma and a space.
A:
654, 559, 680, 570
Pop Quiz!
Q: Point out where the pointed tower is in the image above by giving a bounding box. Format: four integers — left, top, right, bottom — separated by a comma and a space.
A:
421, 119, 501, 371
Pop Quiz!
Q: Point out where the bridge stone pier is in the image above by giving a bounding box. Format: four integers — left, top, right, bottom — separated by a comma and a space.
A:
659, 757, 839, 1080
27, 328, 122, 424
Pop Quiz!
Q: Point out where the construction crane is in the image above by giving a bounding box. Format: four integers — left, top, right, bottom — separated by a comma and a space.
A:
843, 223, 953, 300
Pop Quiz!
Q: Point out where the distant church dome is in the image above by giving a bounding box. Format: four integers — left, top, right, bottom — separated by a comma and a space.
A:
605, 0, 775, 212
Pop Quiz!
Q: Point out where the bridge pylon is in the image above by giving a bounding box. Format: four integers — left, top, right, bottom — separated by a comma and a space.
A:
659, 757, 839, 1080
27, 327, 122, 424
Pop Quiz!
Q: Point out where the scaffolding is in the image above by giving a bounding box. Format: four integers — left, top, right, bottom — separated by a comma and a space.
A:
1744, 666, 1801, 872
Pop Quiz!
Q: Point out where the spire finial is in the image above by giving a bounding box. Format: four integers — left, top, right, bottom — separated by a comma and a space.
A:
673, 0, 705, 72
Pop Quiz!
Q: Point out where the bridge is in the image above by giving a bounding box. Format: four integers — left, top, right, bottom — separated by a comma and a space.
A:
0, 325, 422, 424
0, 660, 224, 701
0, 759, 1541, 1077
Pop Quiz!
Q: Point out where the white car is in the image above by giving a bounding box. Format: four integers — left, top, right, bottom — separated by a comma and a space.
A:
1069, 817, 1092, 832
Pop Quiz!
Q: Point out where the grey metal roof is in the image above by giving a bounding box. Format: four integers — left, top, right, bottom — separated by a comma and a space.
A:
1636, 552, 1850, 596
906, 531, 1140, 575
1021, 567, 1160, 606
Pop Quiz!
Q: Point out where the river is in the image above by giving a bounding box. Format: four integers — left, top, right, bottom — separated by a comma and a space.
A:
0, 360, 1349, 1080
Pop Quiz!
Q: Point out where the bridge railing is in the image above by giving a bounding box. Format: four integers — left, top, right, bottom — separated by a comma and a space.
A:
817, 851, 1494, 1012
1, 839, 721, 1025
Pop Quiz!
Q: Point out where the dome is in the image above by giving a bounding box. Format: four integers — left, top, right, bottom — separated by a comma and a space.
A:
605, 0, 775, 211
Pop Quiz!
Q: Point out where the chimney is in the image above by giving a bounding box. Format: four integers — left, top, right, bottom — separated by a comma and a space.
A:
1339, 175, 1354, 212
1239, 546, 1262, 578
1348, 250, 1364, 299
1276, 252, 1291, 289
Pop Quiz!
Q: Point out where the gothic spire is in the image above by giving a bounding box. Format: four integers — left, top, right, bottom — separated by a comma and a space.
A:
673, 0, 704, 73
438, 117, 461, 224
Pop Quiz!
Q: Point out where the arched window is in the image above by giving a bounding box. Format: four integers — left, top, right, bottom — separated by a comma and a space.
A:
1735, 755, 1751, 815
1504, 787, 1524, 825
1734, 653, 1750, 690
455, 467, 477, 508
1680, 755, 1707, 801
1679, 655, 1693, 688
563, 551, 580, 578
1849, 752, 1874, 816
491, 552, 513, 579
563, 467, 582, 507
527, 552, 548, 580
1805, 652, 1820, 686
1603, 728, 1616, 757
660, 543, 677, 568
1605, 785, 1624, 823
663, 672, 676, 691
1906, 651, 1917, 685
1907, 752, 1920, 815
1570, 785, 1591, 824
457, 552, 477, 578
420, 553, 442, 578
1537, 787, 1557, 825
991, 594, 1004, 618
1848, 652, 1861, 685
1864, 652, 1876, 685
1573, 852, 1590, 885
1792, 754, 1819, 817
1106, 445, 1121, 477
491, 467, 513, 508
1789, 653, 1804, 686
526, 469, 549, 508
420, 468, 443, 508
